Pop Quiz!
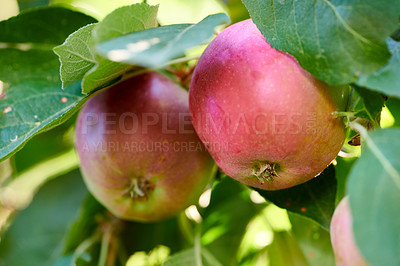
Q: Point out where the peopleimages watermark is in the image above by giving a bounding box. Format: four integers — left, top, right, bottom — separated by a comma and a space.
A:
80, 140, 230, 153
79, 111, 322, 136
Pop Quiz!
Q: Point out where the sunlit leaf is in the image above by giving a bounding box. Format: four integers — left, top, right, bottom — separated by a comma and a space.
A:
256, 165, 337, 230
81, 3, 158, 93
96, 13, 230, 68
289, 213, 335, 266
54, 24, 97, 89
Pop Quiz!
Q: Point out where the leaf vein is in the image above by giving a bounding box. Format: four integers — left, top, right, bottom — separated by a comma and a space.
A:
352, 123, 400, 191
292, 0, 305, 54
322, 0, 372, 46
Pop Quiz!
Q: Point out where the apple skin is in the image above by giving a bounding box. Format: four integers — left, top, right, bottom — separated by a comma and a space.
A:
189, 19, 348, 190
75, 72, 216, 222
330, 197, 368, 266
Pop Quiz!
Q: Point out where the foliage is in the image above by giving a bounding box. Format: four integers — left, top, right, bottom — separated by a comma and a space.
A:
0, 0, 399, 265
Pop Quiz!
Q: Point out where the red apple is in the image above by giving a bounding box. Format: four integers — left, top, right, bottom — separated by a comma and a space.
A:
330, 197, 368, 266
189, 19, 348, 190
75, 72, 216, 222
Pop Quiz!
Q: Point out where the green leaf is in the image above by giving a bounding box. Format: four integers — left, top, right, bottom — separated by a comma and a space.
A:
289, 213, 335, 266
53, 24, 97, 89
162, 248, 217, 266
242, 0, 400, 85
81, 3, 159, 94
62, 194, 104, 254
237, 204, 292, 265
18, 0, 49, 11
347, 128, 400, 266
353, 86, 384, 126
334, 156, 357, 205
92, 4, 158, 44
13, 113, 76, 172
163, 248, 198, 266
57, 195, 103, 266
0, 7, 96, 161
81, 58, 131, 94
357, 39, 400, 98
256, 165, 337, 230
120, 218, 184, 257
0, 77, 87, 162
53, 3, 159, 94
225, 0, 250, 24
266, 231, 307, 266
201, 177, 262, 265
0, 7, 95, 45
386, 97, 400, 127
96, 13, 231, 68
0, 169, 88, 266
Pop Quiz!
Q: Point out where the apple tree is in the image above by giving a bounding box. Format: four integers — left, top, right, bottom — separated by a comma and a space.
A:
0, 0, 399, 265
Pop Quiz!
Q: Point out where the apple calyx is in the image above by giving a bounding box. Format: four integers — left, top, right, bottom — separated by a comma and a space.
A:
125, 178, 154, 200
252, 161, 279, 184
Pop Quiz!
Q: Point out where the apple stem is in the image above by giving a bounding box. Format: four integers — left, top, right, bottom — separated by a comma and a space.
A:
332, 111, 356, 127
121, 55, 200, 83
71, 230, 101, 263
332, 111, 356, 118
98, 223, 113, 266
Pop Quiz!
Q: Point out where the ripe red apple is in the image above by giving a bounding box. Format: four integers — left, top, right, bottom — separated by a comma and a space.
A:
189, 19, 348, 190
330, 197, 368, 266
75, 72, 216, 222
